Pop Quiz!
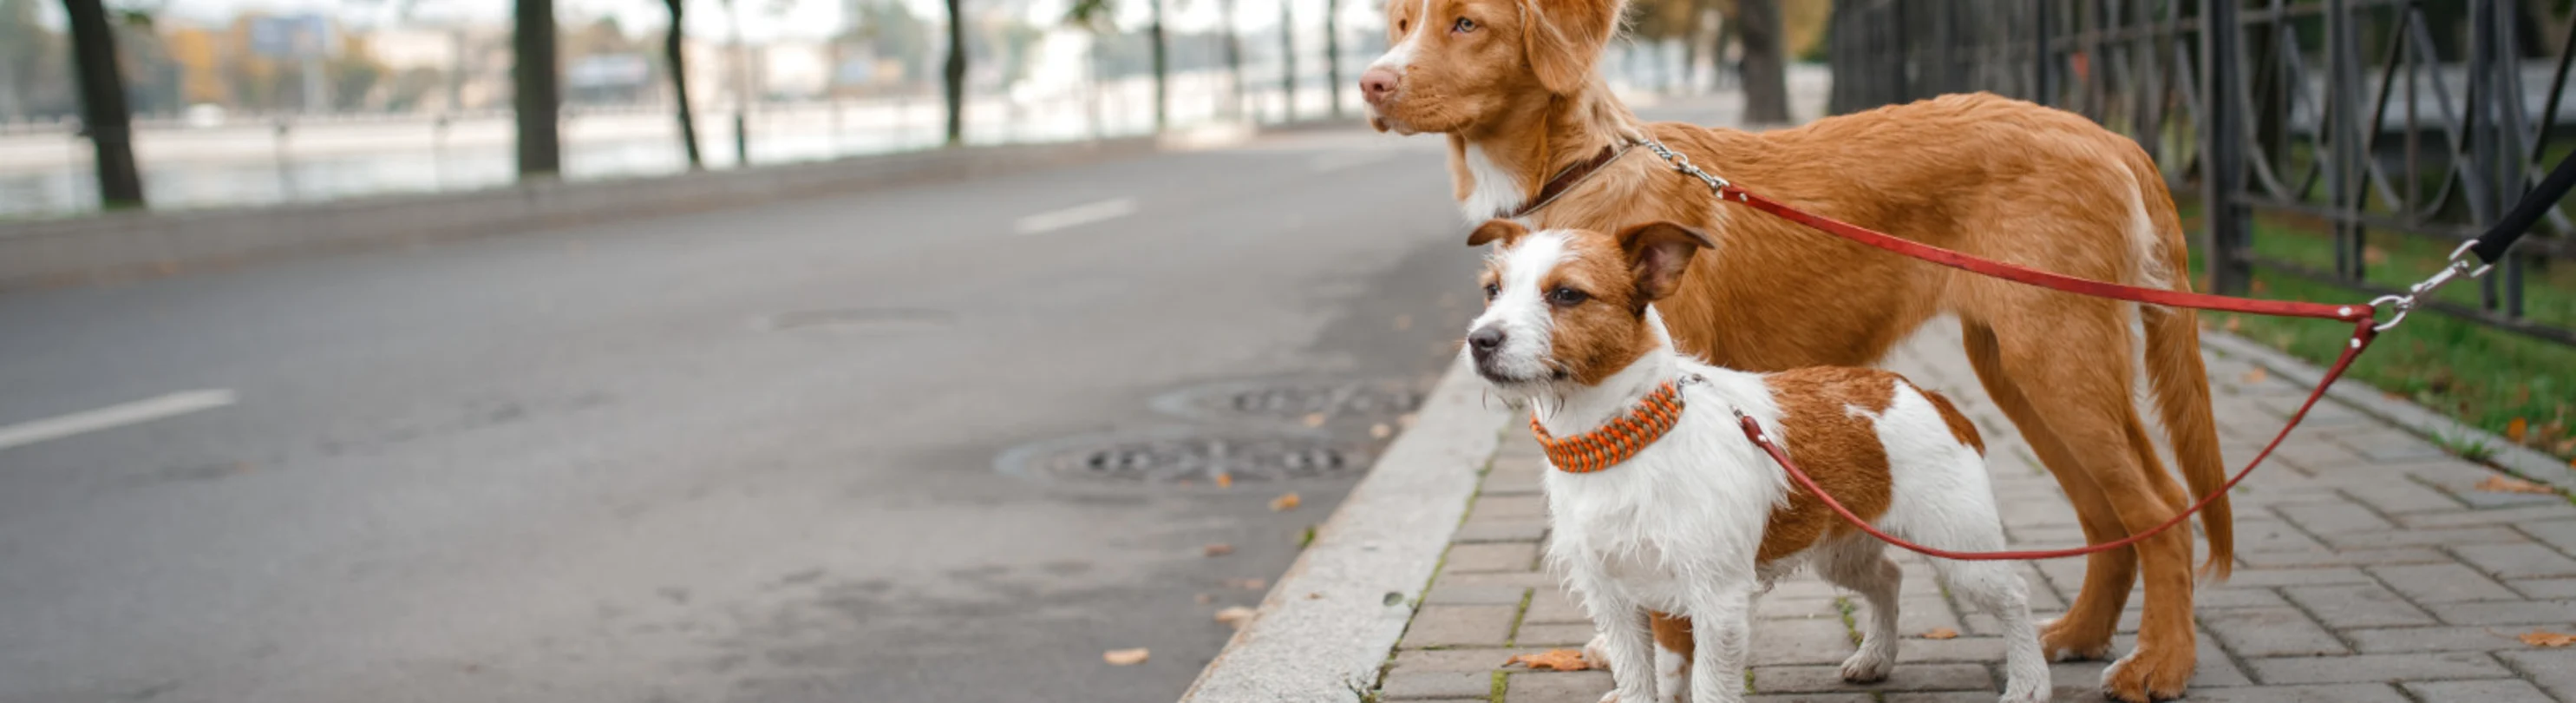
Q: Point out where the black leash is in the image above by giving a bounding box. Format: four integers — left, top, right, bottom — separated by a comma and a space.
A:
2468, 149, 2576, 265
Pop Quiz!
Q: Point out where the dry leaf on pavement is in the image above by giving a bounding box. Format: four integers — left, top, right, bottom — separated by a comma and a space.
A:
1301, 413, 1327, 428
1213, 472, 1232, 489
1103, 647, 1150, 665
2521, 630, 2576, 647
1203, 543, 1234, 557
2508, 418, 2530, 443
1271, 492, 1302, 511
1214, 606, 1257, 629
1370, 423, 1392, 439
1226, 577, 1267, 590
1504, 649, 1594, 671
2241, 367, 2267, 384
2476, 476, 2556, 496
1922, 627, 1960, 640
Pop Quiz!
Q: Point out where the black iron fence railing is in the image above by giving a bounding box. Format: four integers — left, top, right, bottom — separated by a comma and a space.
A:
1828, 0, 2575, 345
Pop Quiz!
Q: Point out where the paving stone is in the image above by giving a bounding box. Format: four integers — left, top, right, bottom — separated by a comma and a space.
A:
1441, 571, 1562, 588
2516, 520, 2576, 555
2370, 563, 2522, 603
2246, 652, 2507, 684
2403, 504, 2576, 529
1893, 595, 1963, 635
2200, 607, 2347, 656
1748, 617, 1855, 667
2193, 634, 2257, 687
2425, 600, 2576, 625
1501, 670, 1611, 703
1749, 663, 1991, 693
2279, 583, 2435, 627
2455, 542, 2576, 580
1425, 585, 1533, 606
2319, 526, 2525, 549
1512, 623, 1594, 647
2498, 649, 2576, 702
2272, 502, 2396, 534
1454, 521, 1549, 543
2220, 567, 2374, 587
1898, 635, 2004, 663
1393, 647, 1553, 673
2348, 624, 2567, 653
2331, 432, 2450, 462
2198, 586, 2290, 609
1383, 671, 1496, 700
1404, 605, 1519, 648
1882, 693, 1997, 703
2449, 486, 2568, 509
1469, 495, 1547, 521
2231, 520, 2328, 552
2181, 684, 2409, 702
2340, 480, 2467, 514
2507, 578, 2576, 599
2401, 680, 2554, 703
1749, 694, 1873, 703
2234, 547, 2448, 568
1523, 588, 1587, 624
1445, 542, 1541, 575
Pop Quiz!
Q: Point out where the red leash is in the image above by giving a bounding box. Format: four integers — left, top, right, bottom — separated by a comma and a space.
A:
1625, 132, 2396, 560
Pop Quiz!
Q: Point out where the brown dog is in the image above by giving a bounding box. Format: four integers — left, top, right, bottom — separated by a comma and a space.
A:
1357, 1, 2226, 700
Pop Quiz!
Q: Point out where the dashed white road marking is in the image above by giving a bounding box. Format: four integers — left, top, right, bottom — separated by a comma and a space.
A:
1013, 197, 1137, 235
0, 390, 238, 451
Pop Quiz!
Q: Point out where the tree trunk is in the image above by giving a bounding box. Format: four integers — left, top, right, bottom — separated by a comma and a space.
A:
513, 0, 561, 177
662, 0, 702, 169
1279, 0, 1295, 121
1223, 0, 1243, 117
1735, 0, 1788, 124
62, 0, 143, 207
1150, 0, 1167, 131
1322, 0, 1340, 115
944, 0, 965, 145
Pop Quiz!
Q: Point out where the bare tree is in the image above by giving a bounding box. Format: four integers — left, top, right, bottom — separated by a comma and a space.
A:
943, 0, 964, 144
62, 0, 141, 207
513, 0, 561, 176
661, 0, 703, 169
1734, 0, 1786, 123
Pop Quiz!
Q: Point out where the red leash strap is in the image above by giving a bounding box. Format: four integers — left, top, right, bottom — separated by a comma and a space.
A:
1734, 320, 2376, 561
1716, 186, 2374, 323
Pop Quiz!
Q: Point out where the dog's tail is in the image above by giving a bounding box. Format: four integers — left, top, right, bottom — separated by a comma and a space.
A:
2126, 149, 2234, 581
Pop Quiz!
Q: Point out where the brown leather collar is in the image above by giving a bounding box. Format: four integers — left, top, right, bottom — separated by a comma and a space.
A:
1498, 142, 1631, 220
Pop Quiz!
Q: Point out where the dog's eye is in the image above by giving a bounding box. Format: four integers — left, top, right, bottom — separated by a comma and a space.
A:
1452, 16, 1476, 33
1482, 283, 1500, 300
1547, 286, 1587, 306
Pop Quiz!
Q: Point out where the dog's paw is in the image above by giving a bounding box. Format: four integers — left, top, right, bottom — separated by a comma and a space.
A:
2037, 617, 2115, 662
1596, 693, 1618, 703
1584, 632, 1613, 673
2097, 646, 2191, 702
1837, 647, 1894, 683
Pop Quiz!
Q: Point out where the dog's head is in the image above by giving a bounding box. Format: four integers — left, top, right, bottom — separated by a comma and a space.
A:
1461, 219, 1713, 391
1358, 0, 1624, 135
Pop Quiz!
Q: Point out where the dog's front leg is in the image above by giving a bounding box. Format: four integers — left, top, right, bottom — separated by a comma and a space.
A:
1579, 591, 1658, 703
1686, 587, 1754, 703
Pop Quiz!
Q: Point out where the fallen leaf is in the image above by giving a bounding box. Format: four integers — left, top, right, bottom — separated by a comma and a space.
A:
1214, 606, 1258, 629
2250, 279, 2271, 294
1392, 314, 1414, 331
1304, 592, 1323, 600
1505, 649, 1595, 671
1922, 627, 1960, 640
1301, 413, 1327, 428
1370, 423, 1392, 439
2223, 315, 2243, 332
1213, 472, 1233, 489
2509, 418, 2530, 443
1271, 492, 1302, 511
2522, 630, 2576, 647
1225, 577, 1267, 590
1397, 412, 1419, 429
1203, 543, 1235, 557
2476, 476, 2556, 496
2241, 367, 2268, 384
1102, 647, 1150, 665
1194, 593, 1213, 604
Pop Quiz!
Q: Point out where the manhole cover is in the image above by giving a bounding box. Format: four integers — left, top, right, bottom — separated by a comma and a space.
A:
1151, 378, 1429, 424
997, 430, 1372, 484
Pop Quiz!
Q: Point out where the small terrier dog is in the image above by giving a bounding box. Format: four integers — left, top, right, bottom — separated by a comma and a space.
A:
1461, 219, 2048, 703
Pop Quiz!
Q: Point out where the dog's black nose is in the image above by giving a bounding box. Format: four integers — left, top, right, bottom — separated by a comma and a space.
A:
1468, 326, 1506, 355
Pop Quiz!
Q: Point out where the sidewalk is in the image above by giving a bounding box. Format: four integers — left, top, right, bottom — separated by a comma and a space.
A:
1372, 319, 2576, 703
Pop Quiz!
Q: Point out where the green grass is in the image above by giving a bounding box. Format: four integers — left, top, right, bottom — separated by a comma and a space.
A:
2179, 200, 2576, 462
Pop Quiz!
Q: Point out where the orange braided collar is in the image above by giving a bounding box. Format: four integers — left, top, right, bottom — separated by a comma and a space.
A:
1530, 380, 1687, 473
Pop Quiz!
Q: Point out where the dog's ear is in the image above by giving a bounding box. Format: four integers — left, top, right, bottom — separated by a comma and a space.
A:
1615, 220, 1715, 301
1521, 0, 1623, 95
1467, 219, 1531, 247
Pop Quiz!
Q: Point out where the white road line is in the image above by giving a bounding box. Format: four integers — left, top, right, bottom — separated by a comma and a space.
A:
1013, 197, 1137, 235
0, 390, 238, 451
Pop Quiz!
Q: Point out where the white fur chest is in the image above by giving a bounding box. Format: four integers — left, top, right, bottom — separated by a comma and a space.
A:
1538, 375, 1789, 612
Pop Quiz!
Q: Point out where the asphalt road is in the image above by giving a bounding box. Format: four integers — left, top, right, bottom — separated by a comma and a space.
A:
0, 127, 1484, 703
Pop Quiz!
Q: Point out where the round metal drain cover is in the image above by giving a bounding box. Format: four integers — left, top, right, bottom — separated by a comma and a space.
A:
1151, 378, 1429, 424
999, 430, 1371, 484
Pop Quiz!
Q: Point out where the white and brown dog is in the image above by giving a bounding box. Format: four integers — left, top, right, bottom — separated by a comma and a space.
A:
1464, 219, 2047, 703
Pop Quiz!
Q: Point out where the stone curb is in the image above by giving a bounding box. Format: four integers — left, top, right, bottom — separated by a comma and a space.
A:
2200, 329, 2574, 489
0, 120, 1354, 294
1177, 357, 1508, 703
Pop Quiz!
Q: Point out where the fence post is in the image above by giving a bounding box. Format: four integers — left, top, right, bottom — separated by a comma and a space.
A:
2200, 0, 2252, 295
2033, 0, 2053, 105
2326, 0, 2364, 280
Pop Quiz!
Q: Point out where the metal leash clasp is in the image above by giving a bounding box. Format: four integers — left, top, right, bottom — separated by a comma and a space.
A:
2370, 240, 2494, 332
1633, 136, 1731, 194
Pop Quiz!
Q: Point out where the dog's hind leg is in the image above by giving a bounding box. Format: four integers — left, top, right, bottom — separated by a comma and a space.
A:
1814, 539, 1901, 683
1961, 321, 2130, 662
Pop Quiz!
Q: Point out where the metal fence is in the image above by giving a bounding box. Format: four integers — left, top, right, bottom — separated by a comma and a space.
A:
1828, 0, 2576, 345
